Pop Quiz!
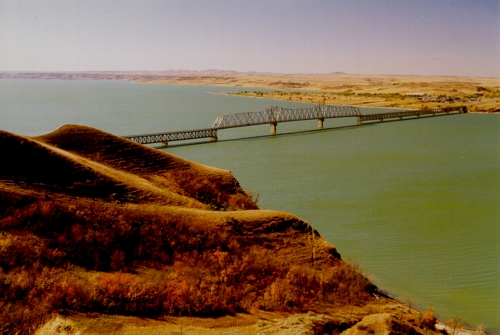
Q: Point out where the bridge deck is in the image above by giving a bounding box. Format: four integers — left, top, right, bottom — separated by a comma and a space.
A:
123, 105, 467, 145
124, 128, 217, 145
357, 106, 466, 123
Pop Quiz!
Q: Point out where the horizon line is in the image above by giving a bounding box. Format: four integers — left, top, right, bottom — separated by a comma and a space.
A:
1, 69, 498, 79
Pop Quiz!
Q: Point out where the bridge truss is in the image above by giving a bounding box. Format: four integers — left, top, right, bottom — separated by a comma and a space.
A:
124, 105, 466, 146
124, 128, 217, 146
212, 104, 361, 129
356, 106, 466, 124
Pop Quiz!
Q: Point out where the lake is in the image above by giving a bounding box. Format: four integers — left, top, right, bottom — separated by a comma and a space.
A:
1, 79, 499, 331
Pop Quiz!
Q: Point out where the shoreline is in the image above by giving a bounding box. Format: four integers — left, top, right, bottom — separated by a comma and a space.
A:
0, 73, 496, 333
1, 71, 499, 112
214, 91, 498, 115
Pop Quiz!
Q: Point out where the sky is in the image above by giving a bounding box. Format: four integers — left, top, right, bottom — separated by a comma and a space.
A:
0, 0, 499, 77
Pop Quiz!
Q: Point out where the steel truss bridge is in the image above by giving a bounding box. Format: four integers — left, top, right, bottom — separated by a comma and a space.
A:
356, 106, 467, 124
124, 128, 217, 146
124, 104, 466, 146
212, 105, 361, 130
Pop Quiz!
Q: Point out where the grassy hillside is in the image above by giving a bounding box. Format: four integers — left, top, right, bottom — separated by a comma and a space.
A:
0, 125, 441, 334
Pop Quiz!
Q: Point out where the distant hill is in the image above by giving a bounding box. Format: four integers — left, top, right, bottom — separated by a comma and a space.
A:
2, 71, 498, 113
0, 125, 439, 334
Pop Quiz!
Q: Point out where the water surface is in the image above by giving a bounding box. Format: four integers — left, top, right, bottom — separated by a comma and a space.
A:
1, 79, 498, 330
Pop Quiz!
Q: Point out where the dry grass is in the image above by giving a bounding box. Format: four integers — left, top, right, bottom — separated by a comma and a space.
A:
140, 73, 500, 112
35, 316, 82, 335
0, 125, 381, 334
220, 75, 500, 111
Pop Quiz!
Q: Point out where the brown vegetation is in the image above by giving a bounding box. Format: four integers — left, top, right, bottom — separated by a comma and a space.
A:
0, 125, 444, 334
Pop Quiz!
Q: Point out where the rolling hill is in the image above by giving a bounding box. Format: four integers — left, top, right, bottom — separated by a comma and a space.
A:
0, 125, 440, 334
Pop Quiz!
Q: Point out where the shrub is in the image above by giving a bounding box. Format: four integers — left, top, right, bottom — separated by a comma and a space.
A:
0, 196, 375, 333
422, 307, 437, 329
167, 169, 258, 210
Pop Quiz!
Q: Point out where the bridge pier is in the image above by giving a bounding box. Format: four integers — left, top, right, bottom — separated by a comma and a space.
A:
270, 122, 277, 135
125, 105, 468, 147
318, 118, 324, 129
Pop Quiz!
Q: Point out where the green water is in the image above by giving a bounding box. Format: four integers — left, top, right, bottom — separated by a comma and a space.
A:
1, 79, 499, 330
168, 114, 500, 330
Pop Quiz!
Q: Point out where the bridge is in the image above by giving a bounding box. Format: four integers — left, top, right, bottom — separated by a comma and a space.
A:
123, 128, 217, 145
123, 104, 466, 146
356, 106, 467, 124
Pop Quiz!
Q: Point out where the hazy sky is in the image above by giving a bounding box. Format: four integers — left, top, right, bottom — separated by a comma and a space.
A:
1, 0, 499, 77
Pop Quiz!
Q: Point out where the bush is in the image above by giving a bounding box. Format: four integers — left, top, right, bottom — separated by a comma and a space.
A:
422, 307, 437, 329
0, 198, 374, 333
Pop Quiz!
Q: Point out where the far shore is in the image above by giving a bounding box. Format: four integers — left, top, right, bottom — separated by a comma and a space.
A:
1, 70, 496, 334
1, 71, 499, 112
